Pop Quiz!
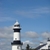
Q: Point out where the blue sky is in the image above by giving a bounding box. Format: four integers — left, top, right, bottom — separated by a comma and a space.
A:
0, 0, 50, 32
0, 0, 50, 50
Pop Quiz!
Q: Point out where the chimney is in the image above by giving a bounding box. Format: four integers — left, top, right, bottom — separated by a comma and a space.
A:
47, 38, 50, 45
40, 42, 43, 45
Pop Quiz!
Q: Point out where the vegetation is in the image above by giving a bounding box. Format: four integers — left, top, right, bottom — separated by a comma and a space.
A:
26, 44, 36, 50
22, 44, 36, 50
26, 44, 30, 50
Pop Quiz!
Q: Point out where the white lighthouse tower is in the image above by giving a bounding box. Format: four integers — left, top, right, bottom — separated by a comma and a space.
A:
11, 21, 23, 50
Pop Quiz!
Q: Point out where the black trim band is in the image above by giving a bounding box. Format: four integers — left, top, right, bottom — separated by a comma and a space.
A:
11, 41, 23, 45
14, 29, 20, 32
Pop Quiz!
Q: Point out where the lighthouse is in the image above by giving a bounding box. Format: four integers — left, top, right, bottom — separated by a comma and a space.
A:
11, 21, 23, 50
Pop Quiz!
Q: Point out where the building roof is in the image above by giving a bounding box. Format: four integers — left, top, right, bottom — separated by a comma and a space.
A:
35, 38, 50, 50
13, 21, 21, 30
48, 38, 50, 41
14, 21, 19, 25
35, 43, 47, 50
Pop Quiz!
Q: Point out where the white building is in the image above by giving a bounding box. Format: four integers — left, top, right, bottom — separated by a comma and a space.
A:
36, 38, 50, 50
11, 21, 23, 50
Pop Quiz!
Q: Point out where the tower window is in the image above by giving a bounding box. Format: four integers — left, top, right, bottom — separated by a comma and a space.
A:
14, 29, 20, 32
15, 38, 17, 40
48, 45, 50, 49
14, 25, 20, 27
17, 46, 19, 49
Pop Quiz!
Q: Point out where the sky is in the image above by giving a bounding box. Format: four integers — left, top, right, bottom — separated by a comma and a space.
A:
0, 0, 50, 50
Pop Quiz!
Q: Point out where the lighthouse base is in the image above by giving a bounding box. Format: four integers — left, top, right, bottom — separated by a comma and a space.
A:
11, 41, 23, 50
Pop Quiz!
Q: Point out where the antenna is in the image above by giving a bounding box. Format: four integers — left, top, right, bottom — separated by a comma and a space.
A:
48, 38, 50, 41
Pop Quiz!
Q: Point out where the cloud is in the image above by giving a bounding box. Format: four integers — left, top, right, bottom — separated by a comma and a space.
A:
0, 42, 5, 46
15, 7, 50, 18
22, 31, 39, 38
26, 31, 38, 38
0, 26, 13, 50
0, 26, 13, 38
23, 40, 34, 49
0, 26, 25, 39
0, 17, 15, 22
42, 32, 50, 39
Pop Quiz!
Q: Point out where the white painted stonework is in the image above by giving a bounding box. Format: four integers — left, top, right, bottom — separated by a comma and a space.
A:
13, 32, 21, 40
12, 45, 22, 50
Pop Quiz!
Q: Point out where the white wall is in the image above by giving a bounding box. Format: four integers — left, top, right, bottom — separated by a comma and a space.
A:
12, 45, 22, 50
13, 32, 21, 40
